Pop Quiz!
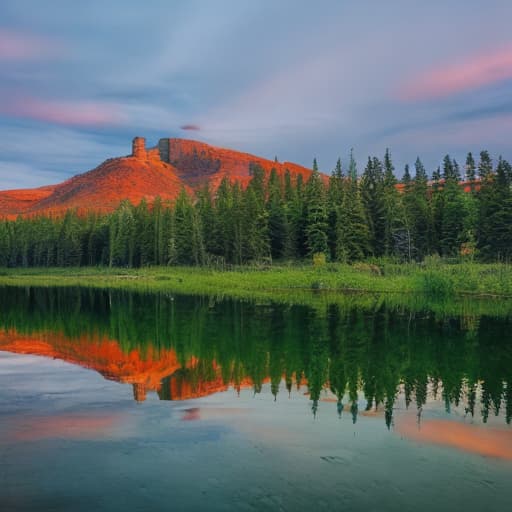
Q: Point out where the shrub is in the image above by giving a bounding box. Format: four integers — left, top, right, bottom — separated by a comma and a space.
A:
312, 252, 327, 267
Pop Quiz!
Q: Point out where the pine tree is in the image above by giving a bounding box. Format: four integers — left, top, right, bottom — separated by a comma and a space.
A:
110, 201, 135, 267
439, 178, 467, 257
477, 156, 512, 260
327, 158, 344, 260
242, 165, 270, 263
407, 157, 432, 258
174, 188, 196, 264
335, 172, 370, 261
478, 150, 493, 180
134, 199, 154, 266
382, 148, 402, 256
402, 164, 411, 185
465, 152, 476, 183
213, 178, 235, 264
304, 159, 328, 258
361, 156, 386, 255
196, 184, 215, 258
56, 210, 83, 267
442, 154, 455, 182
282, 169, 299, 259
267, 168, 286, 260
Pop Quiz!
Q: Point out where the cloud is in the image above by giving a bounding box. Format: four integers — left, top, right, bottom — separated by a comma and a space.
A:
0, 124, 129, 188
399, 46, 512, 101
0, 96, 125, 127
0, 28, 61, 61
0, 161, 66, 189
180, 124, 200, 131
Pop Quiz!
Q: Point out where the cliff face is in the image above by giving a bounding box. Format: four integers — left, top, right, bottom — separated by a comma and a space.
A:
160, 138, 317, 191
0, 137, 318, 218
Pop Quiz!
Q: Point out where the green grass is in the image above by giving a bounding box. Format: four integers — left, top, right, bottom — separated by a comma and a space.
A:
0, 262, 512, 319
1, 261, 512, 305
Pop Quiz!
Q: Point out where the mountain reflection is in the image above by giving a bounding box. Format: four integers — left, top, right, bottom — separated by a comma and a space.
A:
0, 286, 511, 427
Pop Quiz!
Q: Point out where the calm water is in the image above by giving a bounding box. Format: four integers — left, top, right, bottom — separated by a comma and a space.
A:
1, 286, 511, 511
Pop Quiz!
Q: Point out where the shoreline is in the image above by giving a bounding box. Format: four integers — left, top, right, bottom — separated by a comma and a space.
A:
0, 263, 511, 317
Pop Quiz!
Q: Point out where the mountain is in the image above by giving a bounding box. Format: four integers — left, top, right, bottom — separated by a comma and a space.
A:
0, 137, 317, 218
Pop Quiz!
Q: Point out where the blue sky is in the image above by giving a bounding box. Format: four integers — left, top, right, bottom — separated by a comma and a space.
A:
1, 0, 512, 188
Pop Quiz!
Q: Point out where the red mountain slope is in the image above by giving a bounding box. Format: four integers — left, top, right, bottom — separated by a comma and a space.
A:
31, 156, 189, 216
162, 138, 318, 190
0, 137, 319, 218
0, 185, 56, 217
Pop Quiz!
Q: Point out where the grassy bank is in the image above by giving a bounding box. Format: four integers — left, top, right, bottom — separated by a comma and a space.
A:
1, 261, 511, 300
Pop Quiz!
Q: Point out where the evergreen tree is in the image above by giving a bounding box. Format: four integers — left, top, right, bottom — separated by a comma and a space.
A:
439, 178, 467, 257
478, 150, 493, 180
134, 199, 154, 266
267, 168, 286, 260
304, 159, 329, 257
196, 184, 215, 259
406, 157, 432, 258
327, 158, 345, 260
477, 157, 512, 260
212, 178, 235, 264
442, 154, 455, 182
174, 188, 196, 264
335, 171, 370, 261
282, 170, 300, 259
402, 164, 411, 185
465, 152, 476, 183
242, 164, 269, 262
56, 210, 82, 267
110, 201, 135, 267
382, 149, 402, 256
361, 156, 386, 255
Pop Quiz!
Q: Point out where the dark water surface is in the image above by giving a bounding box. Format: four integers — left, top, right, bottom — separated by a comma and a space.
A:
1, 286, 511, 511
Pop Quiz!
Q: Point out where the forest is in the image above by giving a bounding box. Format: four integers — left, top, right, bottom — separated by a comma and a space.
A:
0, 149, 511, 267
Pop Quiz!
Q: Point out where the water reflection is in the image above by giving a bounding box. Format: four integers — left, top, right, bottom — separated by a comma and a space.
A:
395, 414, 512, 461
0, 286, 511, 428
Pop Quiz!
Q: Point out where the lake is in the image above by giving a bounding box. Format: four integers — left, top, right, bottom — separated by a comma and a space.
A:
1, 286, 511, 511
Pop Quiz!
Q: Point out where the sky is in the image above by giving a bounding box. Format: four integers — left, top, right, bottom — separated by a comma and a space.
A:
1, 0, 512, 189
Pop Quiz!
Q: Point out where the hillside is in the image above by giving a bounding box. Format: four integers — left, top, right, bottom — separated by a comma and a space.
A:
0, 137, 318, 218
164, 138, 318, 190
31, 156, 189, 216
0, 185, 57, 217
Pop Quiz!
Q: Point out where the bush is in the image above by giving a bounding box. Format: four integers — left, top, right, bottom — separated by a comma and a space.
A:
312, 252, 327, 267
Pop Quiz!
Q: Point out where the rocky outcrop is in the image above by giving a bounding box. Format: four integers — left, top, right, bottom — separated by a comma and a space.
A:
131, 136, 147, 159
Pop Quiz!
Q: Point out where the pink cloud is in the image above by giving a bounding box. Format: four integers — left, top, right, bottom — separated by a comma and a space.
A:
400, 46, 512, 101
0, 29, 60, 61
0, 96, 125, 127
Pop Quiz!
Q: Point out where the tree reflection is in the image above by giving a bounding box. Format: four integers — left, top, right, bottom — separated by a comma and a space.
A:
0, 285, 511, 426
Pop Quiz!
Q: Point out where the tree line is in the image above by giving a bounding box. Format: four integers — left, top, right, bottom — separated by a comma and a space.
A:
1, 149, 511, 267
